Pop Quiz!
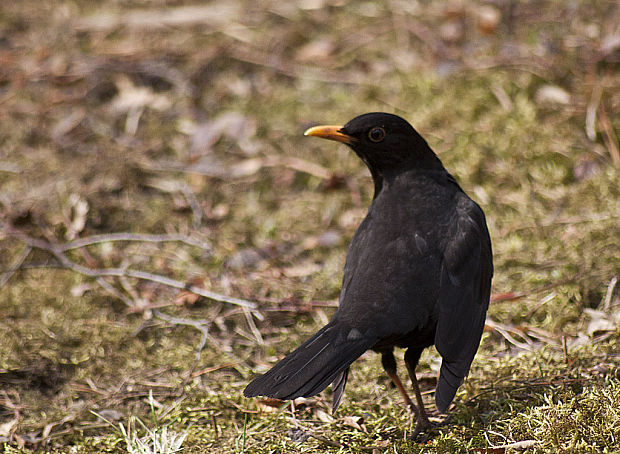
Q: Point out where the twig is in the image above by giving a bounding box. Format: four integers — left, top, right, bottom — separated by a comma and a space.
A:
118, 262, 143, 306
96, 276, 136, 307
141, 155, 334, 180
491, 83, 513, 111
602, 276, 618, 312
261, 155, 334, 180
585, 84, 602, 142
0, 245, 31, 288
474, 440, 541, 452
524, 292, 556, 318
490, 292, 527, 303
179, 183, 204, 229
0, 162, 22, 174
598, 105, 620, 165
242, 305, 264, 344
8, 230, 256, 310
60, 232, 210, 252
485, 319, 540, 351
152, 310, 211, 360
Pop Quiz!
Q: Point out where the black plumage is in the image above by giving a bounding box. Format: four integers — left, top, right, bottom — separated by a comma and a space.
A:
244, 112, 493, 437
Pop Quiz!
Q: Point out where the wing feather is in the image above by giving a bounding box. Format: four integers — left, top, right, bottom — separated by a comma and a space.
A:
434, 195, 493, 412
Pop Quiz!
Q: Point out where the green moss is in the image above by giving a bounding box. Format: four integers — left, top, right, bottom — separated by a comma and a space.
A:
0, 0, 618, 452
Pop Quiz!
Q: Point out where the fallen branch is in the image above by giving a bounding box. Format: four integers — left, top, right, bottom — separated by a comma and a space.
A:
61, 232, 210, 252
6, 229, 256, 310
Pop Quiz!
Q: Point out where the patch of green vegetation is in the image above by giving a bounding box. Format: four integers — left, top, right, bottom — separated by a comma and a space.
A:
1, 0, 618, 452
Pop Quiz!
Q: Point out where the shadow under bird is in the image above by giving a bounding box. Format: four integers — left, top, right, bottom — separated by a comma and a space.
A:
244, 112, 493, 438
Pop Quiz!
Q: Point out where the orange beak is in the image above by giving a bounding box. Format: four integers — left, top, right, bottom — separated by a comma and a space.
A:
304, 125, 357, 145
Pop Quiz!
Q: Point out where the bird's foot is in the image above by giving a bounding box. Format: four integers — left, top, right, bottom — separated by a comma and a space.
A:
408, 416, 433, 442
407, 415, 447, 442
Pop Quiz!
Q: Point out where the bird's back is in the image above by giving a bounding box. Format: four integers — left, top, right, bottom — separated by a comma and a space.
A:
334, 168, 460, 340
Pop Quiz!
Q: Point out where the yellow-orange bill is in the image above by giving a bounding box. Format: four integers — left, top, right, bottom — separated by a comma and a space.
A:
303, 125, 356, 145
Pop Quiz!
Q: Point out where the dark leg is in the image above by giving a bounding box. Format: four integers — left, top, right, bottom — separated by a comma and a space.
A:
381, 351, 423, 422
404, 348, 432, 439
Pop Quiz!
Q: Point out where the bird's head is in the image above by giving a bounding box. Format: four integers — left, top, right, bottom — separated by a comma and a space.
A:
304, 112, 442, 177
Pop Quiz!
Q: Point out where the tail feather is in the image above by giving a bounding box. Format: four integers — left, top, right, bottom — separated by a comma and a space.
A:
244, 322, 374, 405
435, 361, 464, 413
331, 368, 349, 414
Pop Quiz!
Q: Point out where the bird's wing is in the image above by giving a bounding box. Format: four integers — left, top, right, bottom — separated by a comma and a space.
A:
434, 194, 493, 413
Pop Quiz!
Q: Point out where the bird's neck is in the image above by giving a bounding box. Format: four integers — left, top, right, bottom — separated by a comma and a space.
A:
371, 150, 445, 199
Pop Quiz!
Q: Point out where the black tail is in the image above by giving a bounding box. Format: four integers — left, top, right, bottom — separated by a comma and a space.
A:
244, 322, 375, 411
435, 361, 465, 414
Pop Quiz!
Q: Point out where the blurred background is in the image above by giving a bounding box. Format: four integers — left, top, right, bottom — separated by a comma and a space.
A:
0, 0, 618, 452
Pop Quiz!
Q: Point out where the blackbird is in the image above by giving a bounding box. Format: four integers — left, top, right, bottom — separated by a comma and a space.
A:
244, 112, 493, 437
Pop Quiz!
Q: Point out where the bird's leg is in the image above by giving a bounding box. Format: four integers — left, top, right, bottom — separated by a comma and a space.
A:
404, 348, 432, 439
381, 352, 422, 420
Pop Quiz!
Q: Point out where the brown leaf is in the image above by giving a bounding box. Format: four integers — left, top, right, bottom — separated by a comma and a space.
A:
174, 276, 206, 306
295, 38, 335, 62
475, 5, 501, 35
257, 397, 286, 412
174, 290, 201, 306
315, 408, 333, 423
343, 415, 364, 431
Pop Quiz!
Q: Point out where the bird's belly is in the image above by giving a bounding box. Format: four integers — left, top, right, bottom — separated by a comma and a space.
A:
371, 321, 436, 353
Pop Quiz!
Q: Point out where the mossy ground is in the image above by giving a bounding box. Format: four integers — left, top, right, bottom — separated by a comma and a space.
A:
0, 0, 618, 452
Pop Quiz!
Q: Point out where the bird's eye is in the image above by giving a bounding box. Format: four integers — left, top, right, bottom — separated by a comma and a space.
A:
368, 127, 386, 143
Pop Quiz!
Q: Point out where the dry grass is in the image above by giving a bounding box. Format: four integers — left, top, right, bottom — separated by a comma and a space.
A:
0, 0, 619, 452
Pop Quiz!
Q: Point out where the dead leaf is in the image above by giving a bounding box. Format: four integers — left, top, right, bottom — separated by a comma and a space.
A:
70, 283, 93, 297
208, 203, 229, 220
583, 308, 618, 336
475, 5, 501, 35
189, 112, 257, 155
301, 230, 342, 250
110, 75, 172, 113
65, 194, 89, 241
342, 415, 364, 431
315, 408, 333, 423
338, 208, 366, 230
174, 291, 200, 306
601, 34, 620, 56
229, 158, 263, 178
226, 248, 263, 270
257, 398, 285, 413
439, 20, 464, 43
51, 108, 86, 141
0, 418, 17, 437
282, 262, 321, 278
535, 85, 570, 105
296, 38, 335, 62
